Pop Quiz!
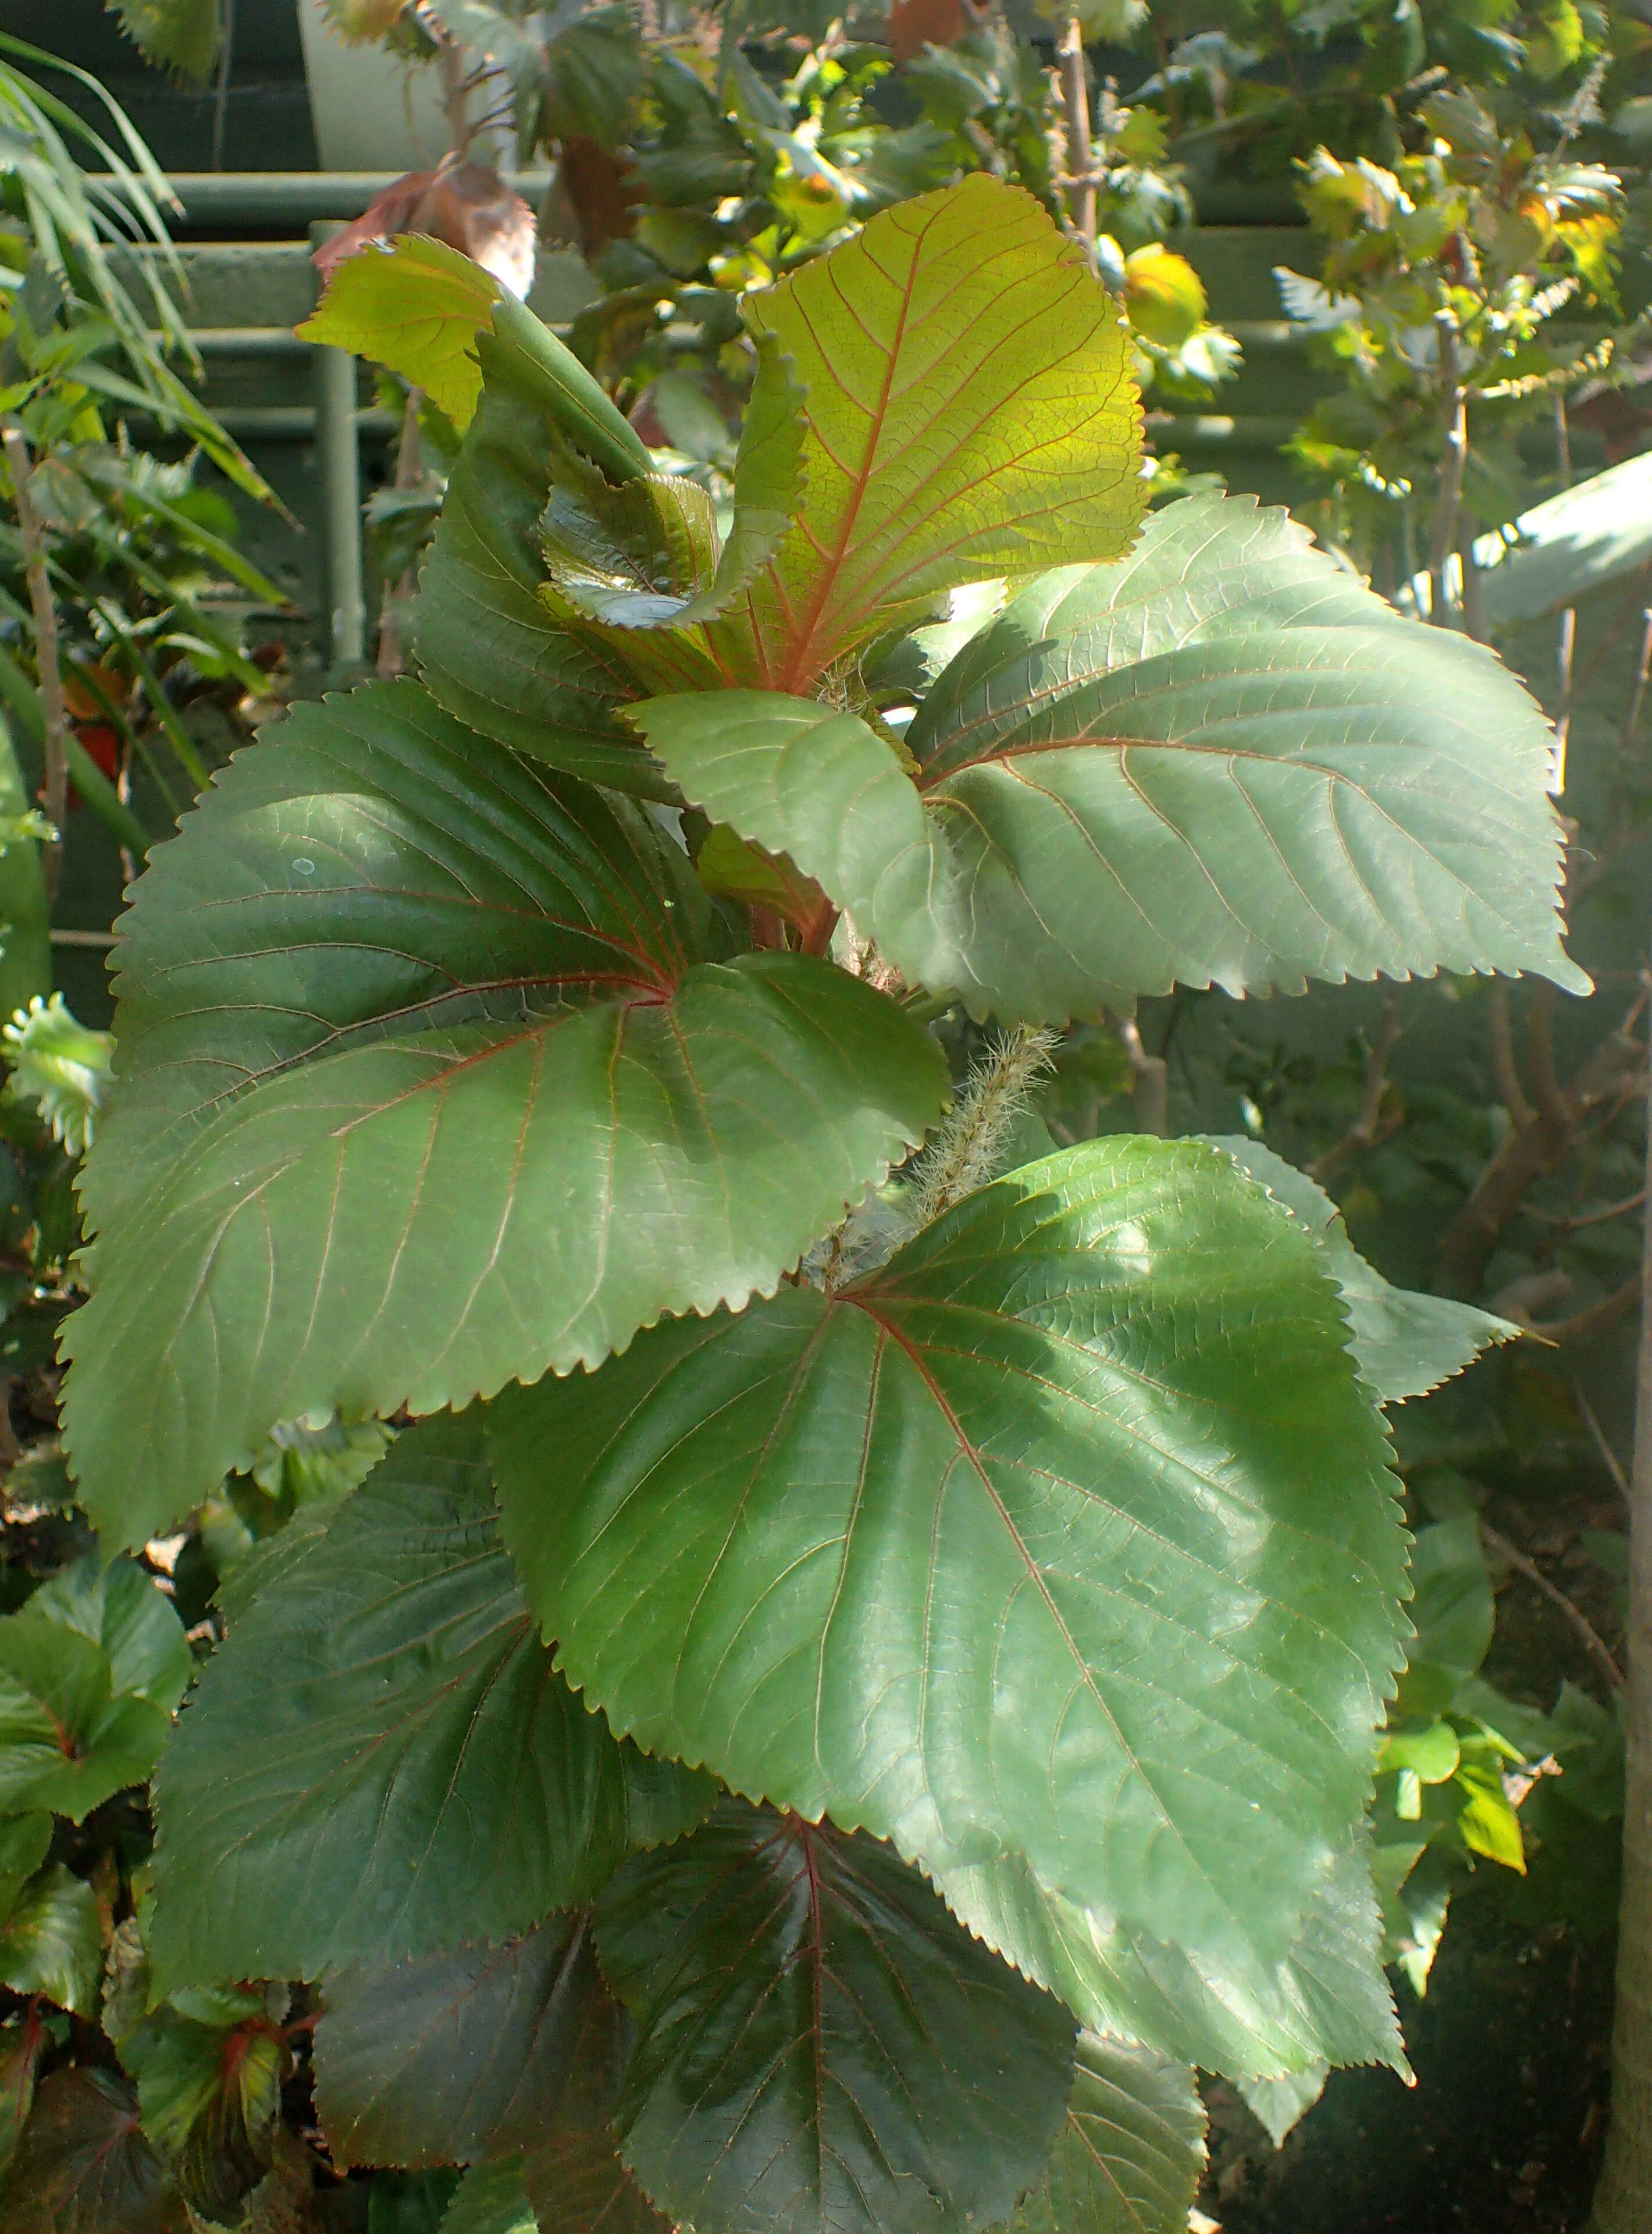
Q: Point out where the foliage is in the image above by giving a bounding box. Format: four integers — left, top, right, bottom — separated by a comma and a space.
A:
0, 169, 1592, 2230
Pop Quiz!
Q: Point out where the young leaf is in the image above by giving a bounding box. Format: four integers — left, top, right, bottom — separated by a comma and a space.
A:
635, 493, 1586, 1018
727, 173, 1147, 689
148, 1415, 710, 1990
316, 1911, 600, 2171
3, 2067, 180, 2234
0, 1865, 104, 2012
592, 1803, 1076, 2234
62, 684, 947, 1546
1203, 1137, 1519, 1401
1009, 2034, 1207, 2234
298, 235, 503, 431
935, 1835, 1407, 2084
492, 1139, 1409, 1995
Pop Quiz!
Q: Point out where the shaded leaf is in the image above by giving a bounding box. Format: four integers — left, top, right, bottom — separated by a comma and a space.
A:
0, 1813, 51, 1918
0, 2013, 42, 2173
1204, 1139, 1518, 1401
439, 2160, 539, 2234
521, 2137, 665, 2234
4, 2066, 181, 2233
1009, 2034, 1206, 2234
493, 1140, 1408, 1983
728, 175, 1145, 690
149, 1416, 709, 1991
29, 1556, 191, 1713
1238, 2062, 1327, 2150
63, 683, 946, 1547
636, 495, 1585, 1019
316, 1911, 597, 2171
593, 1803, 1075, 2234
0, 1864, 103, 2012
0, 1614, 170, 1821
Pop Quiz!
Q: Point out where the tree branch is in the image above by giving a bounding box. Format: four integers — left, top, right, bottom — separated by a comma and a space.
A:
1308, 999, 1401, 1182
1056, 18, 1097, 270
1480, 1521, 1623, 1692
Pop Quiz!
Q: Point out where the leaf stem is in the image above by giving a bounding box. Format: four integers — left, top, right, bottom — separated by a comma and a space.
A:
2, 424, 66, 906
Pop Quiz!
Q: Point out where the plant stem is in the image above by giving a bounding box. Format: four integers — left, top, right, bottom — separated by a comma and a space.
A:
1308, 999, 1401, 1183
1587, 1043, 1652, 2231
2, 425, 65, 908
1479, 1521, 1623, 1692
1113, 1016, 1167, 1136
1427, 316, 1465, 624
1056, 19, 1097, 270
378, 386, 426, 680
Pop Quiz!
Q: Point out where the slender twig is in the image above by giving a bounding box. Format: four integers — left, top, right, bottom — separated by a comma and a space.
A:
1489, 981, 1533, 1129
2, 425, 65, 907
1113, 1016, 1167, 1137
1056, 19, 1097, 270
1555, 604, 1576, 793
1530, 1274, 1644, 1349
1528, 982, 1572, 1135
1571, 1368, 1633, 1507
211, 0, 236, 171
1308, 1000, 1401, 1182
1428, 316, 1466, 622
1480, 1521, 1624, 1691
1528, 1187, 1647, 1234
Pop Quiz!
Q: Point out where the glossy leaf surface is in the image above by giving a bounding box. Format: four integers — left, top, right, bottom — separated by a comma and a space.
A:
1204, 1137, 1518, 1401
149, 1417, 708, 1990
593, 1803, 1075, 2234
1009, 2035, 1206, 2234
63, 683, 946, 1545
494, 1139, 1408, 1982
636, 495, 1584, 1018
5, 2068, 180, 2234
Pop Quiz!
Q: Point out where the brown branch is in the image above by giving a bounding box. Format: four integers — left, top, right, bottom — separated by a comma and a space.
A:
2, 425, 65, 906
1489, 980, 1533, 1129
1480, 1521, 1624, 1692
1530, 1273, 1643, 1350
1308, 999, 1401, 1182
1571, 1368, 1633, 1506
1527, 981, 1571, 1136
1113, 1016, 1167, 1136
1056, 19, 1097, 270
1427, 316, 1466, 622
1436, 993, 1646, 1295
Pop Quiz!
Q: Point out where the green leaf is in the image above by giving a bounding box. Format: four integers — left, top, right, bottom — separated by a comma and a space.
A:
0, 715, 49, 1030
636, 493, 1586, 1019
549, 342, 807, 635
63, 682, 947, 1546
493, 1137, 1408, 1989
29, 1557, 191, 1714
1203, 1139, 1518, 1402
415, 305, 670, 794
1397, 1518, 1494, 1715
439, 2161, 539, 2234
299, 236, 502, 431
315, 1910, 598, 2171
934, 1834, 1408, 2085
727, 174, 1145, 690
0, 1812, 51, 1916
106, 0, 222, 84
1238, 2062, 1327, 2150
3, 2066, 180, 2233
149, 1415, 710, 1991
1009, 2034, 1206, 2234
0, 1865, 103, 2012
0, 1614, 170, 1822
593, 1802, 1076, 2234
1379, 1722, 1461, 1784
134, 2012, 282, 2160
